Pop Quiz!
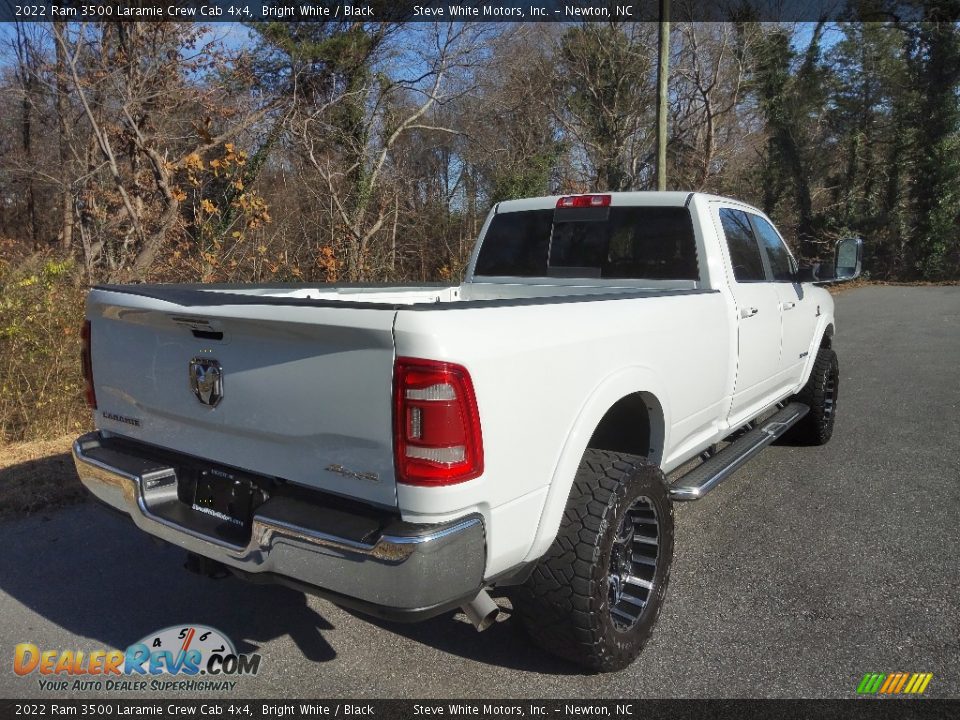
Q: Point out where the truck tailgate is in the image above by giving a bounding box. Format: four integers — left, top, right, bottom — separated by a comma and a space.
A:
87, 288, 399, 508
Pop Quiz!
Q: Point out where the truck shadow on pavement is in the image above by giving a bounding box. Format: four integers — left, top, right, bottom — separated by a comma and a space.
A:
0, 504, 335, 662
352, 605, 577, 675
0, 503, 575, 675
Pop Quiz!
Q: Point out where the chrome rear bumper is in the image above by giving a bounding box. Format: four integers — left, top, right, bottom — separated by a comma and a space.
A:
72, 432, 485, 619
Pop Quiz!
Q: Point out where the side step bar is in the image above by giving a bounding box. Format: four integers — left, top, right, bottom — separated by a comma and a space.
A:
669, 402, 809, 501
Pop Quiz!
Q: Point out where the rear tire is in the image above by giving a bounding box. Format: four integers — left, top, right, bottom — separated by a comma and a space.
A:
514, 450, 674, 672
789, 347, 839, 445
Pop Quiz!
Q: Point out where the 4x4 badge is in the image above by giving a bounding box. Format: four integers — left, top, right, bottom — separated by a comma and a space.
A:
189, 357, 223, 407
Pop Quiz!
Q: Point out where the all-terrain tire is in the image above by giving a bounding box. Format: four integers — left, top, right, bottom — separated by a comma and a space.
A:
513, 449, 674, 672
788, 347, 839, 445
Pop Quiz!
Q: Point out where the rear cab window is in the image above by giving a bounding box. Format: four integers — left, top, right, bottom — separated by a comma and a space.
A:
474, 205, 699, 281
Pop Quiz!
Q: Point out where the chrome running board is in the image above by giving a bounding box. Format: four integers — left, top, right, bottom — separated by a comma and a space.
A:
669, 402, 809, 501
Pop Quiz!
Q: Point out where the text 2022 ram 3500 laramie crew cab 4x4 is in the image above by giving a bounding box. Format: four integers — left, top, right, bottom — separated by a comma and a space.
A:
73, 192, 862, 671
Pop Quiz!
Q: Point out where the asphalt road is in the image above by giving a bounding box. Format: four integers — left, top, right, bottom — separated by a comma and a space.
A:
0, 285, 957, 699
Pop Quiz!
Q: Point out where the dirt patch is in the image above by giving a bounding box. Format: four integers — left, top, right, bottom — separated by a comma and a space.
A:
827, 279, 960, 295
0, 436, 86, 519
826, 278, 872, 295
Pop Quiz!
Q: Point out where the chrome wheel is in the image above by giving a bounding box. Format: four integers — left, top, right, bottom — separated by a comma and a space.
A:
607, 496, 659, 630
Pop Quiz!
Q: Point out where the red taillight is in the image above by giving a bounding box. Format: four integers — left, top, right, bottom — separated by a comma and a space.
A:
556, 194, 611, 208
393, 358, 483, 486
81, 320, 97, 409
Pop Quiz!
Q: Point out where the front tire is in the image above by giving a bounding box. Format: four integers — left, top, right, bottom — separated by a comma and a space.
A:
514, 450, 674, 672
789, 346, 839, 445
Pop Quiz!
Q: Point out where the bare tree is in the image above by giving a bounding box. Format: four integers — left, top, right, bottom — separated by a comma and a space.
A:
671, 22, 752, 190
52, 22, 278, 280
549, 23, 658, 191
296, 23, 485, 281
10, 22, 44, 247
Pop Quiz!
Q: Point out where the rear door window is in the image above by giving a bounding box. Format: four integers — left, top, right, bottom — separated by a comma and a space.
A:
719, 208, 767, 283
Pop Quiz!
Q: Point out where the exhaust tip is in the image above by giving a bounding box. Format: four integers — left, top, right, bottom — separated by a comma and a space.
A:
461, 589, 501, 632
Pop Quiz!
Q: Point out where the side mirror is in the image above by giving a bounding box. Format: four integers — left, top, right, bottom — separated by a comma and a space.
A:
808, 237, 863, 285
831, 237, 863, 282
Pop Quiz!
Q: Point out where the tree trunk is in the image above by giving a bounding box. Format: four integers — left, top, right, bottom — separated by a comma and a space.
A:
55, 35, 74, 252
20, 63, 37, 247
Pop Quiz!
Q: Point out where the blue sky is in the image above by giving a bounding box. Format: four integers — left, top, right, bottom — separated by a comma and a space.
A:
0, 20, 838, 73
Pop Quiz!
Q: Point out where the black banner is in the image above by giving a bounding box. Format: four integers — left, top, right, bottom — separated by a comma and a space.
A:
1, 700, 959, 720
0, 0, 953, 24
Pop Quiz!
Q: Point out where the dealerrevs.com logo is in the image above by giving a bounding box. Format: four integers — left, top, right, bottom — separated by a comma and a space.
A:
13, 625, 261, 693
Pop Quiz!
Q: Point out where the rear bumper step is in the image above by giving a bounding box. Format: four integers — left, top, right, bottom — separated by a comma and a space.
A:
72, 432, 486, 618
669, 402, 809, 501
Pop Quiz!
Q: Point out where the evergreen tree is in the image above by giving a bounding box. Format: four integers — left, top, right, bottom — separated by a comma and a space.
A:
827, 21, 906, 276
905, 4, 960, 279
750, 22, 828, 259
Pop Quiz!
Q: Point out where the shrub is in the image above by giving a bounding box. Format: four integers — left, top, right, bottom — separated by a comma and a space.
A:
0, 253, 91, 443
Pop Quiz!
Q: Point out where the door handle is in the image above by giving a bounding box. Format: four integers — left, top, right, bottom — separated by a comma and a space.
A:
740, 307, 759, 318
782, 301, 796, 310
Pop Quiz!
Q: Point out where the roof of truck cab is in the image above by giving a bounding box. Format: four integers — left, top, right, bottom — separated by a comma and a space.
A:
494, 191, 764, 216
495, 191, 695, 213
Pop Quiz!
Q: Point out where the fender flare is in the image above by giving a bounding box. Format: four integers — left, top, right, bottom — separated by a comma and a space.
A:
522, 366, 669, 564
797, 317, 835, 389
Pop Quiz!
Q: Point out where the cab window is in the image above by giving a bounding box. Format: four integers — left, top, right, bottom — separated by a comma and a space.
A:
750, 214, 796, 282
719, 208, 766, 282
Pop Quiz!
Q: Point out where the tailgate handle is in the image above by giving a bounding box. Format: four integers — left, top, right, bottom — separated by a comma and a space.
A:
191, 329, 224, 341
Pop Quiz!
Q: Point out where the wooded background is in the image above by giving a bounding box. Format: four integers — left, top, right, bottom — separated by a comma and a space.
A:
0, 12, 958, 441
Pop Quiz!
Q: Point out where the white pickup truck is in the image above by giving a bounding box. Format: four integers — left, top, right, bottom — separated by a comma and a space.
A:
73, 192, 861, 671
